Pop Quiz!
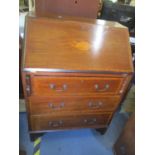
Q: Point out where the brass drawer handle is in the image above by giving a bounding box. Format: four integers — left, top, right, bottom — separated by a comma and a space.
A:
84, 118, 97, 124
94, 84, 110, 92
48, 120, 63, 127
88, 101, 104, 108
49, 84, 67, 92
48, 102, 65, 110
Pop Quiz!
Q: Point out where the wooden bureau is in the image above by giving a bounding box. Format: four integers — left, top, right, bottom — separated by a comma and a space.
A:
22, 14, 133, 140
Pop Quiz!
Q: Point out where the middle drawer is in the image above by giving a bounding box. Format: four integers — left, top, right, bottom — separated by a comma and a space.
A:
29, 96, 120, 115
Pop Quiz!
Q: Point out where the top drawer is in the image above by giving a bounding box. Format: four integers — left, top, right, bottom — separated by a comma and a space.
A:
31, 76, 124, 96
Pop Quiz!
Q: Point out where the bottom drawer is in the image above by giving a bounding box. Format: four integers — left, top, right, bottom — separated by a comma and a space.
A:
30, 113, 112, 131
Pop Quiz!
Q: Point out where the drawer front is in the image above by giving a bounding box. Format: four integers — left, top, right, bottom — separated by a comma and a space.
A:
32, 76, 123, 96
29, 96, 120, 115
30, 113, 112, 131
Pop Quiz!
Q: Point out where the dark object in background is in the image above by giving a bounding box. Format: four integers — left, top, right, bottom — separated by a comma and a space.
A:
100, 1, 135, 36
35, 0, 99, 18
19, 150, 26, 155
118, 0, 132, 5
24, 0, 28, 6
114, 112, 135, 155
99, 0, 135, 66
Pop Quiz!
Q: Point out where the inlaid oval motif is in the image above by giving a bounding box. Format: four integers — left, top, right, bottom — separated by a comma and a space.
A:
71, 41, 91, 51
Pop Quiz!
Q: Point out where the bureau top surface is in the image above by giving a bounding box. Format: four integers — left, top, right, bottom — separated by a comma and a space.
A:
23, 15, 133, 73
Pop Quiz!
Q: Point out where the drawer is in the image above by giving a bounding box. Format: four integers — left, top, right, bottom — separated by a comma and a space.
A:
29, 96, 120, 115
30, 113, 112, 131
32, 76, 124, 96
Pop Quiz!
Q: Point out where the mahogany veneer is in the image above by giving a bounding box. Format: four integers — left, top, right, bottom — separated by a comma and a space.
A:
22, 14, 133, 140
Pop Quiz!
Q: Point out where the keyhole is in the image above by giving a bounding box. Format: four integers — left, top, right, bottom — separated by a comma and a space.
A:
75, 0, 77, 4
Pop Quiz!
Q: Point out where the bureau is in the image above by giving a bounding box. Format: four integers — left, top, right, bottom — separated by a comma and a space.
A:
22, 13, 133, 141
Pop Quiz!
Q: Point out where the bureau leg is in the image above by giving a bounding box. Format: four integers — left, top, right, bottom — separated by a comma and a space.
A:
30, 133, 44, 142
96, 128, 107, 135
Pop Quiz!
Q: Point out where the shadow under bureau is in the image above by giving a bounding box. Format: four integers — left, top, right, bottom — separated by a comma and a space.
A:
22, 13, 133, 141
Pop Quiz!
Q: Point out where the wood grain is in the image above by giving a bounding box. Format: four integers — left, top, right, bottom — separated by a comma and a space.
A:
30, 113, 111, 131
22, 14, 134, 134
31, 76, 124, 96
23, 15, 133, 73
29, 95, 121, 115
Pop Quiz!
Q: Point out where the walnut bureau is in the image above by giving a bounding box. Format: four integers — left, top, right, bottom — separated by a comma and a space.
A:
22, 14, 133, 140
